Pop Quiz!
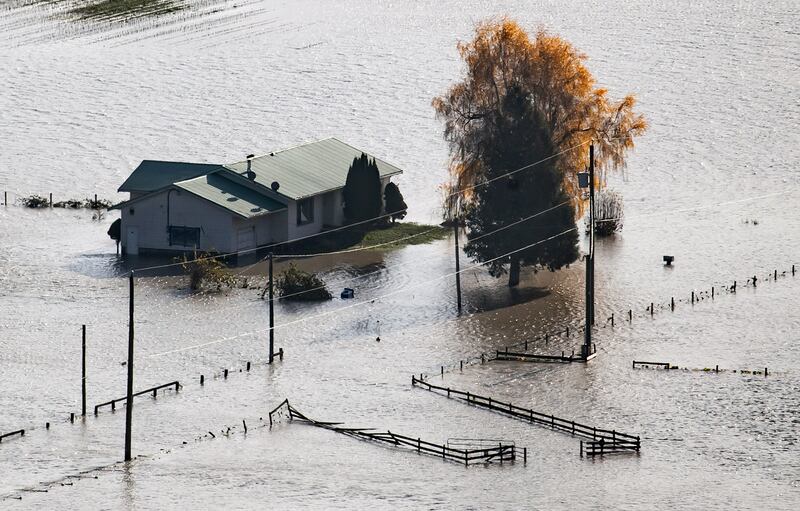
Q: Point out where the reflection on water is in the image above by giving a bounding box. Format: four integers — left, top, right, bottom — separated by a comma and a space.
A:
1, 0, 799, 508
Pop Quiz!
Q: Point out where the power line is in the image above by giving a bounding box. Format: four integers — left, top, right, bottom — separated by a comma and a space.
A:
132, 142, 590, 273
146, 227, 578, 357
594, 189, 796, 224
137, 199, 576, 322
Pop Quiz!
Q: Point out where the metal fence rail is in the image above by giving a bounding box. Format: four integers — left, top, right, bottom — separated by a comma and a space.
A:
94, 381, 180, 415
0, 429, 25, 443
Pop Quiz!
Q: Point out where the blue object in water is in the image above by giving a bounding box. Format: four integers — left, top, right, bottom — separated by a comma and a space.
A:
341, 288, 354, 299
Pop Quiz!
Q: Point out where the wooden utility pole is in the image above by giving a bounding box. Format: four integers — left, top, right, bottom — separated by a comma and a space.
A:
268, 252, 275, 364
81, 324, 87, 417
124, 271, 135, 461
583, 144, 595, 359
454, 221, 462, 313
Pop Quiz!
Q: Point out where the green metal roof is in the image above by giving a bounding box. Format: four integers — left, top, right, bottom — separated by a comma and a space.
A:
224, 138, 403, 200
119, 160, 225, 193
175, 172, 286, 218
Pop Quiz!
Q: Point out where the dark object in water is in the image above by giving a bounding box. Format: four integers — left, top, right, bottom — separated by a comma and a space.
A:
341, 288, 354, 299
663, 255, 674, 266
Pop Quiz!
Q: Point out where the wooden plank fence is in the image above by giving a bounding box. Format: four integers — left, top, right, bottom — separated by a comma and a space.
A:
412, 376, 640, 456
495, 343, 596, 364
270, 399, 524, 466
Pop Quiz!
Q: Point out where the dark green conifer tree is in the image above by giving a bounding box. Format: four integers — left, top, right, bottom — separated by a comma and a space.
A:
463, 86, 579, 286
343, 153, 382, 223
383, 182, 408, 222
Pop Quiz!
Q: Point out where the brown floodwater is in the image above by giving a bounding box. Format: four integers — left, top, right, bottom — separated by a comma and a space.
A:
1, 0, 799, 509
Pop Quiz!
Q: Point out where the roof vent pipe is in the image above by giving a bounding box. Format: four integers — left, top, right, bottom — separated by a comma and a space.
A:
246, 154, 256, 180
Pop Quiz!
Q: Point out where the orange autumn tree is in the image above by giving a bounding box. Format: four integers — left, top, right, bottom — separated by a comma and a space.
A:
433, 19, 646, 286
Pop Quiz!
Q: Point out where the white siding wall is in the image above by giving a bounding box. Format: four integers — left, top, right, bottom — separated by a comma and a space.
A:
121, 189, 237, 253
321, 189, 345, 227
286, 195, 324, 240
233, 210, 289, 248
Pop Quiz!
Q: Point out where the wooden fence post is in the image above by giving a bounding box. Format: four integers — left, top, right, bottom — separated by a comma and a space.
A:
81, 325, 87, 417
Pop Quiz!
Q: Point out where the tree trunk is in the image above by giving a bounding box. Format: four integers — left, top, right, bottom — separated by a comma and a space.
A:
508, 255, 521, 287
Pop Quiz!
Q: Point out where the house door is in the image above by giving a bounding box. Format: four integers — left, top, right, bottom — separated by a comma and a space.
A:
237, 227, 256, 255
126, 226, 139, 256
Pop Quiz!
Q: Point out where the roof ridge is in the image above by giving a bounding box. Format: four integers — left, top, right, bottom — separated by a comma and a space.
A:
227, 137, 337, 166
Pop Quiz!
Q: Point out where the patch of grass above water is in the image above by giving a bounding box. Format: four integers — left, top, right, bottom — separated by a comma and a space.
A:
357, 222, 449, 249
281, 222, 449, 256
69, 0, 185, 20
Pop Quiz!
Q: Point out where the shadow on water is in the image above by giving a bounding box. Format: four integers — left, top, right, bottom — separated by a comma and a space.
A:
466, 284, 551, 313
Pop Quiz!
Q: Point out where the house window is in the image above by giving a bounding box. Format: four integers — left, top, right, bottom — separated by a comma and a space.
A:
169, 226, 200, 247
297, 198, 314, 225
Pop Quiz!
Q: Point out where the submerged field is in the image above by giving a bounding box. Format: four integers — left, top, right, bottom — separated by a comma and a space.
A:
0, 0, 798, 508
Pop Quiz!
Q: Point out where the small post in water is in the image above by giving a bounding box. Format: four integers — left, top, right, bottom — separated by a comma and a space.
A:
49, 192, 52, 207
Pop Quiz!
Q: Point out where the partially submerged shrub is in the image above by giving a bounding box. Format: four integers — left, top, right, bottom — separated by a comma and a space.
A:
108, 218, 121, 241
276, 263, 332, 301
593, 190, 624, 236
20, 195, 49, 208
53, 199, 84, 209
53, 197, 113, 209
179, 252, 237, 292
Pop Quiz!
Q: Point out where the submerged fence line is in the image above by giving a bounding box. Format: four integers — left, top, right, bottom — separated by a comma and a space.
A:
411, 377, 640, 457
270, 399, 524, 466
632, 361, 774, 377
1, 190, 112, 209
417, 263, 797, 380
